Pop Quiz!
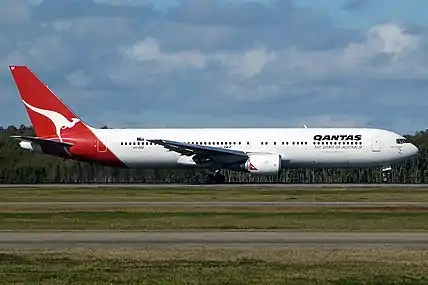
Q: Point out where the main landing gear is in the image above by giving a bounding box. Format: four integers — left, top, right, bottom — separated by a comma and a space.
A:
205, 170, 226, 184
381, 165, 392, 183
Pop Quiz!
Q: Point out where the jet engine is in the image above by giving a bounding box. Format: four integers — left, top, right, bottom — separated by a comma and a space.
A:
230, 153, 282, 176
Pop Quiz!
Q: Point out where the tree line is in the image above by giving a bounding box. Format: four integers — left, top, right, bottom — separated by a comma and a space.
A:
0, 124, 427, 184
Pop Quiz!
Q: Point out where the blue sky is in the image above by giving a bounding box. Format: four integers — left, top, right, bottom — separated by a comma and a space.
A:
1, 0, 428, 135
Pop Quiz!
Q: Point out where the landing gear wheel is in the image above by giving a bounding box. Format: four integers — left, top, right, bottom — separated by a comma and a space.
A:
204, 172, 226, 184
381, 172, 391, 183
382, 174, 389, 183
381, 166, 392, 183
214, 172, 226, 184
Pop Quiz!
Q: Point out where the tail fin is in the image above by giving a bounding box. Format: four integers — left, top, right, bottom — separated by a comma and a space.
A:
9, 66, 87, 142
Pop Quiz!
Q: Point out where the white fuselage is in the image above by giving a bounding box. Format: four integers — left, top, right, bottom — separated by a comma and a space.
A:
9, 65, 419, 176
91, 127, 418, 169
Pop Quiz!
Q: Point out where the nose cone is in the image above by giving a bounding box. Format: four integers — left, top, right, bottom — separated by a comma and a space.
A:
409, 143, 419, 156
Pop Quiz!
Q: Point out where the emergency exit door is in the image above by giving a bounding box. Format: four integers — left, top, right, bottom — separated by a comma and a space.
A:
372, 137, 381, 152
97, 138, 107, 152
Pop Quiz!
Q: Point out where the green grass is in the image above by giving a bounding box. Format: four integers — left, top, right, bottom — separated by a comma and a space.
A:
1, 248, 428, 284
1, 210, 428, 231
2, 187, 428, 202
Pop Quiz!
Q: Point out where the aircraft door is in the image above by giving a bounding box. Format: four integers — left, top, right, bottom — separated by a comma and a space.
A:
372, 137, 381, 152
97, 138, 107, 152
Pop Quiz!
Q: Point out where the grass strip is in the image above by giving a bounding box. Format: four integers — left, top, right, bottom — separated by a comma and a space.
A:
0, 248, 427, 284
2, 187, 428, 202
1, 210, 428, 231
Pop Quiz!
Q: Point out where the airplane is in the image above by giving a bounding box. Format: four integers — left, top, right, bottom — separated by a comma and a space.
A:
8, 65, 419, 184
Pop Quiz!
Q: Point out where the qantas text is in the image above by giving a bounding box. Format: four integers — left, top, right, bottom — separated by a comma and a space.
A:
313, 134, 362, 141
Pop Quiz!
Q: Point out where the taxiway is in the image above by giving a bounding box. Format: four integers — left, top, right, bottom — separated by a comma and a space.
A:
0, 231, 427, 249
1, 183, 428, 188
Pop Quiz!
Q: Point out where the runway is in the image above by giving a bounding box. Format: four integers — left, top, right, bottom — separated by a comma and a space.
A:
1, 183, 428, 188
0, 231, 427, 249
2, 201, 428, 208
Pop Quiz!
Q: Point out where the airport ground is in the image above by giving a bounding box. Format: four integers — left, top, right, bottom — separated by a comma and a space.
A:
2, 184, 428, 284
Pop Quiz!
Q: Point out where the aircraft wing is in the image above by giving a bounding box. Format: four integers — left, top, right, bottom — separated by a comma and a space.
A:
10, 135, 74, 148
148, 139, 248, 164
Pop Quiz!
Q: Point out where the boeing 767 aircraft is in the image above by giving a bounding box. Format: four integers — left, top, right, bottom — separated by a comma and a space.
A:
8, 65, 418, 183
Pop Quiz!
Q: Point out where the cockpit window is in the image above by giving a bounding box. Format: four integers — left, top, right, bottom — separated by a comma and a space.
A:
396, 138, 408, 144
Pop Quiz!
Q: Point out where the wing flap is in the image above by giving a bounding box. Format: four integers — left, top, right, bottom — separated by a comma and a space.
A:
148, 139, 248, 164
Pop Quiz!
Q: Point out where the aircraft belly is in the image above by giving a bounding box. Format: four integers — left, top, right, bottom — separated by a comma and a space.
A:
122, 148, 179, 168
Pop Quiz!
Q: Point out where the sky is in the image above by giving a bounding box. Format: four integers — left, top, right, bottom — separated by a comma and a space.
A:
1, 0, 428, 135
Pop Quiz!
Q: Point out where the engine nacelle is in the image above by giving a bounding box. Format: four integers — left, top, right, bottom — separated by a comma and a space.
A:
244, 153, 281, 175
19, 141, 43, 153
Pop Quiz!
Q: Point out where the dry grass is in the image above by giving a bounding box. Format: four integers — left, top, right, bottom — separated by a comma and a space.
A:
1, 205, 428, 213
1, 210, 428, 231
23, 247, 428, 263
2, 187, 428, 202
1, 248, 427, 284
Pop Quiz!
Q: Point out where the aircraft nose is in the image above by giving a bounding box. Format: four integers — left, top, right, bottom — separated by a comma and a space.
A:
409, 143, 419, 156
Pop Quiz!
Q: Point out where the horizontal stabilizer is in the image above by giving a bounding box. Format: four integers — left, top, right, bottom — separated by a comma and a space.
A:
10, 136, 74, 148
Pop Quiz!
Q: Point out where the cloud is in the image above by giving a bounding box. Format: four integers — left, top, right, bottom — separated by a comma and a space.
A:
0, 0, 427, 134
0, 0, 31, 26
295, 114, 372, 128
121, 37, 275, 79
220, 48, 276, 79
345, 22, 420, 61
342, 0, 371, 12
121, 37, 207, 73
267, 21, 424, 82
66, 70, 90, 88
114, 20, 426, 106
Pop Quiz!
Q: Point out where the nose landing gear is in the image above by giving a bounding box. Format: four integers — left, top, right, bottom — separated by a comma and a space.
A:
381, 165, 392, 183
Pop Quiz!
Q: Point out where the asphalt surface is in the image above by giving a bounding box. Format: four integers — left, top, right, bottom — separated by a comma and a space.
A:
2, 201, 428, 208
1, 183, 428, 188
0, 231, 427, 249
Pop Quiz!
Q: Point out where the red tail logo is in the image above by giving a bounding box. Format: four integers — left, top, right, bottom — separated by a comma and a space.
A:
9, 65, 86, 142
249, 163, 258, 170
9, 65, 126, 168
21, 100, 81, 142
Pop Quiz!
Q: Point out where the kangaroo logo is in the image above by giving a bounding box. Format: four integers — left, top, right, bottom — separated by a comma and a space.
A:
22, 100, 80, 142
249, 163, 258, 170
